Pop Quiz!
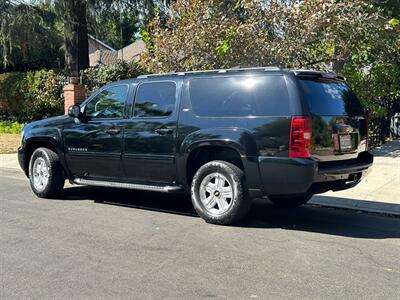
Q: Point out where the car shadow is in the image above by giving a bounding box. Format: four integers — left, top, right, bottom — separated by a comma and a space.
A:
243, 198, 400, 239
61, 185, 197, 215
61, 185, 400, 239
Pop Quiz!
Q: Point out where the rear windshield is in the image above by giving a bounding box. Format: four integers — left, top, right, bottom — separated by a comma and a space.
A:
298, 78, 363, 116
189, 75, 290, 117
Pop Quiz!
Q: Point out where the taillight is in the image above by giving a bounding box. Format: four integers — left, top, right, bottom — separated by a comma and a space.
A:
289, 116, 312, 158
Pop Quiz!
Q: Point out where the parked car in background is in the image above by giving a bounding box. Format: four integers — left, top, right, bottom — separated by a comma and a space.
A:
18, 67, 373, 225
390, 113, 400, 138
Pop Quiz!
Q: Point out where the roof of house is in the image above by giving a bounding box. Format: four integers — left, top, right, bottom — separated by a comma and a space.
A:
118, 39, 146, 62
88, 38, 146, 67
89, 50, 118, 67
88, 35, 116, 52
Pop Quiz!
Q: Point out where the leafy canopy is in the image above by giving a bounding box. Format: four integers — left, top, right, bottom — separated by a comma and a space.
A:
0, 0, 63, 71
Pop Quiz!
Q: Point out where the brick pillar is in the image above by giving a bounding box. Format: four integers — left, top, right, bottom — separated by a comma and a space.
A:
63, 77, 86, 114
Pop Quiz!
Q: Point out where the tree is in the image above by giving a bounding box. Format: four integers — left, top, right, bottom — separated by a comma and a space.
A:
86, 1, 140, 50
55, 0, 89, 77
86, 0, 175, 49
140, 0, 399, 143
141, 0, 391, 72
0, 0, 172, 73
0, 0, 63, 71
373, 0, 400, 18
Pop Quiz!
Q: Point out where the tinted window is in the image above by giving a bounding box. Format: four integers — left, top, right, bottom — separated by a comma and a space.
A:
189, 76, 290, 117
134, 82, 176, 117
86, 85, 128, 119
299, 79, 363, 116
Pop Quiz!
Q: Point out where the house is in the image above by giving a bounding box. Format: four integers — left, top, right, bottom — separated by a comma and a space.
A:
88, 36, 145, 67
88, 35, 116, 54
117, 39, 146, 63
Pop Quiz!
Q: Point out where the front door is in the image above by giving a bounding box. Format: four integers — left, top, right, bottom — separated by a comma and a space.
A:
123, 80, 179, 183
64, 84, 130, 179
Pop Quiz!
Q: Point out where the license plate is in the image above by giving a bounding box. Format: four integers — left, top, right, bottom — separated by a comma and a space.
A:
339, 134, 352, 151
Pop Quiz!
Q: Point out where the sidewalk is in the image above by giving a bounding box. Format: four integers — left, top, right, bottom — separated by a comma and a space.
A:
0, 153, 19, 170
1, 141, 399, 216
311, 140, 400, 215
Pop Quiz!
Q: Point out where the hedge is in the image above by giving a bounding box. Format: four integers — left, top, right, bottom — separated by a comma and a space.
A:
0, 70, 63, 122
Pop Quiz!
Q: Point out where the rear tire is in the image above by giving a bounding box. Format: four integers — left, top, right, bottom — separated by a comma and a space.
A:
190, 160, 251, 225
29, 147, 65, 198
269, 194, 313, 208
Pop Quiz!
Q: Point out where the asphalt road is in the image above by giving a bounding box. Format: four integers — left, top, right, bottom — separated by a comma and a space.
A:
1, 168, 399, 299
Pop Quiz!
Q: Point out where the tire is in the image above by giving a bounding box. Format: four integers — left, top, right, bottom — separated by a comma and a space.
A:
29, 147, 65, 198
190, 160, 251, 225
268, 194, 313, 208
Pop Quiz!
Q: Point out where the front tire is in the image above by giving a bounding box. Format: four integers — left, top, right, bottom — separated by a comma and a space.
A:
29, 147, 65, 198
190, 160, 251, 225
268, 194, 313, 208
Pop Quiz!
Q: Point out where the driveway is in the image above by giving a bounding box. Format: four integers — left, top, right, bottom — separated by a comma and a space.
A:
1, 167, 399, 299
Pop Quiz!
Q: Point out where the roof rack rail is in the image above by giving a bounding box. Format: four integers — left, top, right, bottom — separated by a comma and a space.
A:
137, 66, 282, 79
293, 70, 345, 81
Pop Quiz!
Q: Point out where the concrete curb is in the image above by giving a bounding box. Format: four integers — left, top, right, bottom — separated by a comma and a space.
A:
309, 196, 400, 217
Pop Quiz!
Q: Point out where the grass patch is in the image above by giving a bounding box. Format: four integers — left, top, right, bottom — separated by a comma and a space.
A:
0, 134, 20, 154
0, 121, 24, 134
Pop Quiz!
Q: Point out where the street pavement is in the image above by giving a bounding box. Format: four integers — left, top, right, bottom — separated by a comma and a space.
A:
1, 167, 399, 299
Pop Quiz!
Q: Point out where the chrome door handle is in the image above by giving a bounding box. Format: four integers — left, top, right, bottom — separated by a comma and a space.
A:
105, 128, 120, 135
155, 127, 174, 135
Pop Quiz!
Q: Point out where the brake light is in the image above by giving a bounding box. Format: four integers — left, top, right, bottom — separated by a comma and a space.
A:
289, 116, 312, 158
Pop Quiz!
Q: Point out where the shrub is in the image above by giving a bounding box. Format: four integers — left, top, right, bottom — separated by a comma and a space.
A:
0, 72, 26, 119
20, 70, 63, 121
81, 59, 144, 93
0, 70, 63, 123
0, 121, 24, 134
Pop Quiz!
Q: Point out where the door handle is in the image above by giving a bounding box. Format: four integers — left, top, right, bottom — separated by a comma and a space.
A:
105, 128, 121, 135
155, 126, 174, 135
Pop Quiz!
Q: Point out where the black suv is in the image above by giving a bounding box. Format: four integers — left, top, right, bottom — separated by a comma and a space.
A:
18, 67, 373, 225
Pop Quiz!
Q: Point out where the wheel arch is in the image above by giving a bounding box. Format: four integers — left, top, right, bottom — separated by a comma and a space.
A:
177, 128, 262, 190
185, 144, 244, 184
23, 137, 65, 177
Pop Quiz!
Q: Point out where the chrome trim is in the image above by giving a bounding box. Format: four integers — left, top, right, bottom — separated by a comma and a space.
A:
73, 178, 183, 193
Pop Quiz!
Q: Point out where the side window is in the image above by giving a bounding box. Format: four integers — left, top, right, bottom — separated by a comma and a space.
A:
189, 76, 290, 117
85, 85, 128, 119
134, 82, 176, 117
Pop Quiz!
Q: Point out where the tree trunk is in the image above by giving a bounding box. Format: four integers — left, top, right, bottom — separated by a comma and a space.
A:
379, 116, 390, 144
63, 0, 89, 77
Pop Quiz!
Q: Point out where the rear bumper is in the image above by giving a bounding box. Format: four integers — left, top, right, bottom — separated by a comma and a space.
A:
259, 151, 373, 196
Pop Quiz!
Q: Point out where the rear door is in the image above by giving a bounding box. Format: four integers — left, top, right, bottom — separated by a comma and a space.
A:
122, 79, 180, 183
298, 77, 367, 161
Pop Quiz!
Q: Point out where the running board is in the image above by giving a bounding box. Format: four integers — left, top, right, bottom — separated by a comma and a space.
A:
73, 178, 183, 193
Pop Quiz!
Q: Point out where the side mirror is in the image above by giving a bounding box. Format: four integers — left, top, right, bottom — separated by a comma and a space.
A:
68, 105, 81, 118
